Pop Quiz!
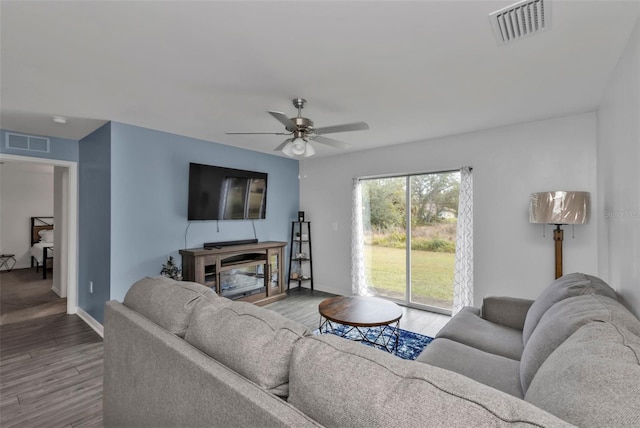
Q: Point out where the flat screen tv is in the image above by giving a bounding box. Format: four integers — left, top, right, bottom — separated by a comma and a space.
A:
188, 163, 267, 221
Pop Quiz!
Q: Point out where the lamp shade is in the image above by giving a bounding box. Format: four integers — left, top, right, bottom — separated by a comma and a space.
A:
529, 191, 590, 224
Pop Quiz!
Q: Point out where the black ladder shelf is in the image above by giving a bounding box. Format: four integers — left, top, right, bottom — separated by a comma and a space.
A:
288, 221, 313, 290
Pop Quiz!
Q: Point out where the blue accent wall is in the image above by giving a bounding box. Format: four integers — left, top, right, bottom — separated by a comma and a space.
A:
78, 123, 111, 322
0, 129, 79, 162
108, 122, 300, 304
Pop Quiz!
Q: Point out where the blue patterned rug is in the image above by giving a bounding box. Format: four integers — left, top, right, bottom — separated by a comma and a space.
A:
314, 324, 433, 361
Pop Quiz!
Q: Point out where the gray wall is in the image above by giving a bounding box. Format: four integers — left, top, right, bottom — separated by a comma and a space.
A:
300, 113, 599, 306
597, 17, 640, 318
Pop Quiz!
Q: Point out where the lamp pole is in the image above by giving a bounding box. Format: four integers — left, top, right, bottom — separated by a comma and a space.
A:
553, 224, 563, 279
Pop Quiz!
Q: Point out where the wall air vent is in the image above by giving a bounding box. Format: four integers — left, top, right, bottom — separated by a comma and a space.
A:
5, 132, 50, 153
489, 0, 551, 45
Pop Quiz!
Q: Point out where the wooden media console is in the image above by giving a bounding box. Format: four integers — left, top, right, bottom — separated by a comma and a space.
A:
179, 241, 287, 306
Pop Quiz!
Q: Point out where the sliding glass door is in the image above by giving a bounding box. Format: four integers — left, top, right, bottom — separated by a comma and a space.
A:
362, 177, 407, 301
360, 171, 460, 313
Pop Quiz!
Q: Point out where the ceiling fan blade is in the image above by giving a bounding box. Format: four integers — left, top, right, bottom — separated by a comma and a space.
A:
312, 135, 351, 150
268, 111, 298, 130
226, 132, 290, 135
314, 121, 369, 135
273, 138, 293, 152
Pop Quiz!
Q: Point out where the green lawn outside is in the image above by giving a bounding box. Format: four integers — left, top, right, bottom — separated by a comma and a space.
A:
364, 245, 454, 309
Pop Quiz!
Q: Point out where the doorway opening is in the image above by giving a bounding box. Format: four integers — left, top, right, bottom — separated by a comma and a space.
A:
0, 154, 78, 316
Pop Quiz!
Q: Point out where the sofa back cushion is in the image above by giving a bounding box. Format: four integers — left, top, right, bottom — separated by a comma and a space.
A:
123, 276, 218, 337
525, 322, 640, 427
520, 294, 640, 393
184, 300, 310, 397
522, 273, 617, 345
288, 334, 570, 427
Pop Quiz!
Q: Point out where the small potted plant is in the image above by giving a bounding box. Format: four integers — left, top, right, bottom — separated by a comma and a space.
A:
160, 256, 182, 281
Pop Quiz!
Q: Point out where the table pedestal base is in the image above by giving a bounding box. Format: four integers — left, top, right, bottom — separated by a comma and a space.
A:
319, 317, 401, 354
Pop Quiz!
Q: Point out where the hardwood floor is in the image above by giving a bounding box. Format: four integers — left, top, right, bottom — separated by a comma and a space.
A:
265, 287, 450, 338
1, 268, 66, 325
0, 313, 103, 427
0, 274, 450, 427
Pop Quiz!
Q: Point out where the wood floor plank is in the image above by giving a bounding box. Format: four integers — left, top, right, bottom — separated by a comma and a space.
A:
264, 288, 450, 337
0, 352, 31, 367
71, 404, 104, 428
16, 368, 102, 406
0, 273, 104, 428
3, 383, 102, 428
0, 392, 19, 409
0, 268, 66, 327
2, 343, 101, 380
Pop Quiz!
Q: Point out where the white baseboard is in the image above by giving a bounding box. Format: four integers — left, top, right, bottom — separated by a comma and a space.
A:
76, 307, 104, 338
51, 285, 63, 298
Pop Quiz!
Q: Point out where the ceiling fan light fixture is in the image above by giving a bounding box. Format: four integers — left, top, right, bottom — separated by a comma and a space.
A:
281, 141, 296, 158
303, 142, 316, 157
291, 138, 307, 156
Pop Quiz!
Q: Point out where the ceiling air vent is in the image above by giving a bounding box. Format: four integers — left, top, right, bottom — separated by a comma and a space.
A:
489, 0, 551, 45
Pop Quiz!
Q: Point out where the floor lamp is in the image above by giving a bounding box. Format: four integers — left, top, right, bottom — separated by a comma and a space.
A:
529, 191, 590, 279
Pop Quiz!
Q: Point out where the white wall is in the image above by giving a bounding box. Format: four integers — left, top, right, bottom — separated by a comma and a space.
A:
0, 162, 54, 269
301, 113, 598, 306
597, 17, 640, 318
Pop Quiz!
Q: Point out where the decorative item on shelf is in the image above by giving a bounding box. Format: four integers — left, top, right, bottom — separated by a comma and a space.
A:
160, 256, 183, 281
298, 262, 304, 277
529, 191, 590, 279
298, 211, 305, 222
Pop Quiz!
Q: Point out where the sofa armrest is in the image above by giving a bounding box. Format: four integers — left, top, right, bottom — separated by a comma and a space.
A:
481, 297, 534, 331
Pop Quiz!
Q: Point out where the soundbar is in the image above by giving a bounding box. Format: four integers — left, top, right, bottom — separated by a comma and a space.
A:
204, 238, 259, 249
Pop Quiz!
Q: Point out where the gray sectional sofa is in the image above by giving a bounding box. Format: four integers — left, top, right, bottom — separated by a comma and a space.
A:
103, 274, 640, 427
418, 273, 640, 427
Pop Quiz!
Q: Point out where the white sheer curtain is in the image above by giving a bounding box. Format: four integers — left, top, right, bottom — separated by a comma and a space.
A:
453, 166, 473, 315
351, 178, 372, 296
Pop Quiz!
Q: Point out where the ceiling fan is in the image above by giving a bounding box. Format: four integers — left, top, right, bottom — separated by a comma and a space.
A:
226, 98, 369, 158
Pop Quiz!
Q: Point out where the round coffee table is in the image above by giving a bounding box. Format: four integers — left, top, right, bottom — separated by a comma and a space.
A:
318, 296, 403, 354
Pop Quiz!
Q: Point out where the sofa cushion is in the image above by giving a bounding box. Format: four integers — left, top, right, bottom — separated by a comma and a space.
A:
288, 334, 571, 427
481, 297, 534, 331
520, 294, 640, 393
436, 306, 524, 360
184, 300, 310, 397
416, 338, 523, 398
525, 321, 640, 427
522, 273, 617, 345
123, 276, 218, 337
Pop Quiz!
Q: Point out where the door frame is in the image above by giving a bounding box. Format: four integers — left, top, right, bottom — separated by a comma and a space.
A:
0, 153, 78, 315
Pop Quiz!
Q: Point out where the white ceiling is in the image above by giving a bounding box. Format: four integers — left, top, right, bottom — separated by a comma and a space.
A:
1, 1, 639, 158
